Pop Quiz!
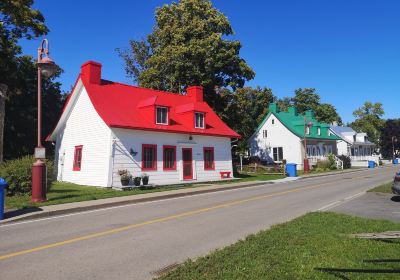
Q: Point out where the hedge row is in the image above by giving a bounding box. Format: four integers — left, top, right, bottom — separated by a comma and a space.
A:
0, 156, 54, 196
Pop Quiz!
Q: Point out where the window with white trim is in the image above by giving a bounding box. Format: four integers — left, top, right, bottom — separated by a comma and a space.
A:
195, 112, 205, 128
262, 130, 268, 139
317, 127, 321, 135
156, 107, 168, 125
306, 126, 310, 135
273, 147, 283, 161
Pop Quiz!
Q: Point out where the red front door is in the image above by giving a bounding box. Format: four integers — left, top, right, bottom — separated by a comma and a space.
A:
182, 148, 193, 180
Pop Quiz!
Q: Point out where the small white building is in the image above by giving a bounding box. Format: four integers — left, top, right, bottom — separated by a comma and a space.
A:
248, 103, 341, 170
330, 126, 377, 165
47, 61, 240, 187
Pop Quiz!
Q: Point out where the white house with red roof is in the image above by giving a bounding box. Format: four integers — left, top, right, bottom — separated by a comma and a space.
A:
47, 61, 239, 187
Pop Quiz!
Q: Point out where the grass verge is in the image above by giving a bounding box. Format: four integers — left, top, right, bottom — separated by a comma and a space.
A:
368, 182, 392, 193
5, 174, 284, 210
159, 212, 400, 280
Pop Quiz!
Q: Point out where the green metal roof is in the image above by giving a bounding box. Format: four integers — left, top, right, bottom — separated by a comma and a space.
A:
254, 103, 340, 140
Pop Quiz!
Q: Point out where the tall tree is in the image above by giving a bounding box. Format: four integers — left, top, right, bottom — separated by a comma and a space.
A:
224, 87, 275, 150
0, 0, 48, 162
350, 101, 385, 145
277, 96, 291, 112
292, 88, 342, 124
379, 119, 400, 158
118, 0, 255, 112
4, 56, 65, 160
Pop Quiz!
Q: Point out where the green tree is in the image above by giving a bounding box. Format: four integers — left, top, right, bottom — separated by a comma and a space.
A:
350, 102, 385, 145
118, 0, 255, 112
0, 0, 49, 162
4, 56, 65, 160
224, 87, 275, 150
291, 88, 342, 124
277, 97, 291, 112
292, 88, 320, 114
315, 103, 343, 125
379, 119, 400, 159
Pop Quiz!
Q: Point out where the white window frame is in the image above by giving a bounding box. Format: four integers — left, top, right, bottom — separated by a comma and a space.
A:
156, 106, 168, 125
306, 126, 310, 135
317, 127, 321, 135
263, 130, 268, 139
195, 112, 205, 129
272, 147, 283, 162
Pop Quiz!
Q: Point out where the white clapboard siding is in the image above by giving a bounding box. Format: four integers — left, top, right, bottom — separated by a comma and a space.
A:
249, 114, 303, 169
54, 85, 111, 187
111, 128, 233, 187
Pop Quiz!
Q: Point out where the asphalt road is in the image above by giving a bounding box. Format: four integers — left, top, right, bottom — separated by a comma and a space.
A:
0, 166, 397, 280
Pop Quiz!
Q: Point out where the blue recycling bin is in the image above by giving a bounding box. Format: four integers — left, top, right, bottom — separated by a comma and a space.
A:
393, 159, 398, 165
368, 160, 375, 169
285, 163, 297, 177
0, 178, 7, 220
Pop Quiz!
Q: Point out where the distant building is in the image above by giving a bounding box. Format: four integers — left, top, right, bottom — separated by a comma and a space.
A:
330, 126, 377, 165
248, 103, 340, 170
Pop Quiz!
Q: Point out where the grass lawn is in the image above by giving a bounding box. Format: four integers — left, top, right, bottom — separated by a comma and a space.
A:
5, 173, 284, 210
159, 212, 400, 280
368, 182, 393, 193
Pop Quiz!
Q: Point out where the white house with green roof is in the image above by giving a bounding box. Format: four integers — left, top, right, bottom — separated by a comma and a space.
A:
248, 103, 341, 170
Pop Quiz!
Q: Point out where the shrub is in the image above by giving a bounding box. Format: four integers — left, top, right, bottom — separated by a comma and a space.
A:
316, 160, 332, 171
337, 155, 351, 169
327, 153, 337, 169
0, 156, 54, 196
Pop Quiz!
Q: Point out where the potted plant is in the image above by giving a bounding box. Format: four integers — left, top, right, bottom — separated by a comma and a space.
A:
118, 169, 132, 186
141, 173, 149, 185
133, 176, 141, 186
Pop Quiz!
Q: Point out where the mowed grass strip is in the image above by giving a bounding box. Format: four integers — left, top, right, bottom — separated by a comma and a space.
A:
159, 212, 400, 280
368, 182, 393, 193
5, 174, 284, 210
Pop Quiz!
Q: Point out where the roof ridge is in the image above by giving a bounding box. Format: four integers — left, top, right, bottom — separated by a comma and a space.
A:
100, 79, 188, 97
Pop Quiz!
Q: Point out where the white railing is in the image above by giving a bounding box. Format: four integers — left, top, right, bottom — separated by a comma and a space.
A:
350, 155, 379, 162
335, 156, 343, 170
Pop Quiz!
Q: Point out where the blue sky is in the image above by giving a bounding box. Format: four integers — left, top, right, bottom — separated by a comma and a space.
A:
20, 0, 400, 123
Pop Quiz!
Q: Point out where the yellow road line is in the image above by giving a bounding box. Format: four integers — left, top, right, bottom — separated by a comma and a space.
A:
0, 173, 377, 261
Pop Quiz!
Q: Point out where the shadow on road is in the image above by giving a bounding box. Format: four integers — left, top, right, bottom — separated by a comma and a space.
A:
391, 195, 400, 202
4, 207, 43, 219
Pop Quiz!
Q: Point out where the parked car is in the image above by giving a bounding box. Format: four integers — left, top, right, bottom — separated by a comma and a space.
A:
392, 172, 400, 195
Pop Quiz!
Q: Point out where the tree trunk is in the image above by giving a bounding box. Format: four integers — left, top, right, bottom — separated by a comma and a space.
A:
0, 84, 8, 163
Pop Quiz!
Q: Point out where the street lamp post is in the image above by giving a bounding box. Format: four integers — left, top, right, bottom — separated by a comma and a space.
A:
392, 136, 398, 161
303, 117, 313, 174
32, 39, 58, 202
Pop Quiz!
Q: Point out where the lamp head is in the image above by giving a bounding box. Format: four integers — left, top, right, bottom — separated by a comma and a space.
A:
38, 56, 58, 77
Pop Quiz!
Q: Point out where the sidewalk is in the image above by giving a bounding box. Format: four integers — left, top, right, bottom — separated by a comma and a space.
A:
1, 177, 299, 224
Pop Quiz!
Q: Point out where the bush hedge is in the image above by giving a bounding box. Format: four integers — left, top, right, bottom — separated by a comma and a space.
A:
337, 155, 352, 169
0, 156, 54, 196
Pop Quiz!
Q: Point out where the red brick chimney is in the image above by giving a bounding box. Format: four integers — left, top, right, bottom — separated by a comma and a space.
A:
186, 86, 203, 102
81, 61, 102, 84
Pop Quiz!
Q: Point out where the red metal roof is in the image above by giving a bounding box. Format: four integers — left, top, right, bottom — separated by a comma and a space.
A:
48, 61, 240, 140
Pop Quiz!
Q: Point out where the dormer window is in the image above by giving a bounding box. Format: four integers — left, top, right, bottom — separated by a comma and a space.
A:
195, 112, 205, 129
156, 106, 168, 125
